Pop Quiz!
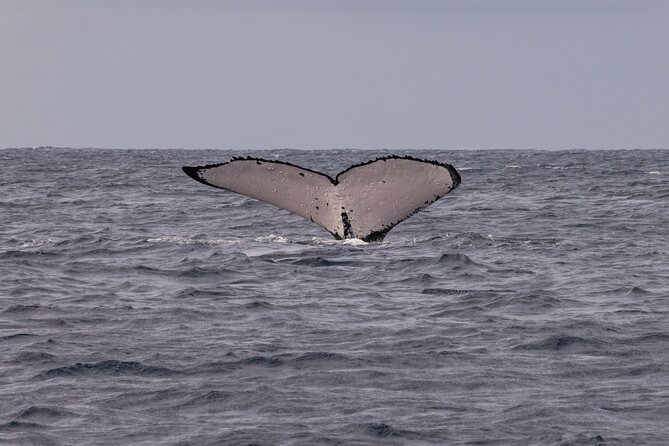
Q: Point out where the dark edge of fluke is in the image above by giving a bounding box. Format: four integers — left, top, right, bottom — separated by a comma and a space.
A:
334, 154, 461, 188
182, 155, 461, 188
182, 165, 213, 188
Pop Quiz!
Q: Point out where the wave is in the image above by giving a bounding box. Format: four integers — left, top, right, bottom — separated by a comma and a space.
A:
15, 406, 77, 421
513, 335, 605, 352
421, 288, 469, 295
1, 305, 55, 316
35, 360, 175, 379
0, 333, 36, 342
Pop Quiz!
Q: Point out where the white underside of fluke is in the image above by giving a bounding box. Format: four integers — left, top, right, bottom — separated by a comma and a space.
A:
183, 156, 461, 242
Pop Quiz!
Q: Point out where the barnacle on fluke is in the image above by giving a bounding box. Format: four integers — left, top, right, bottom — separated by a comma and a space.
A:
182, 156, 461, 242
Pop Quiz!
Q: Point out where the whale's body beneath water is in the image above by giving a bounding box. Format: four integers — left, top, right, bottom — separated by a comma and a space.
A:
182, 156, 461, 242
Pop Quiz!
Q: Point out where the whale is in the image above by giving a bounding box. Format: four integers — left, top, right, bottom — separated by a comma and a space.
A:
182, 155, 461, 242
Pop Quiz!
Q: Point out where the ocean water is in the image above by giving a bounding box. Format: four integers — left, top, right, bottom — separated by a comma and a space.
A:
1, 148, 668, 445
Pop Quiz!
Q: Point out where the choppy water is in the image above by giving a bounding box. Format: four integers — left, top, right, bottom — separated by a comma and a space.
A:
1, 148, 668, 445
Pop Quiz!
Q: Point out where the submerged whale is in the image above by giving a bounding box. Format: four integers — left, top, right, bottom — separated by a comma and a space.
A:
182, 156, 461, 242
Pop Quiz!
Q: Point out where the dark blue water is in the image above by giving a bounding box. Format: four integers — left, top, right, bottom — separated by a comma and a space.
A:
1, 148, 668, 445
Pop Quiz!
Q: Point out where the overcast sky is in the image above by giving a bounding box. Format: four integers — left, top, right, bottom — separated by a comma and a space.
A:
1, 0, 668, 150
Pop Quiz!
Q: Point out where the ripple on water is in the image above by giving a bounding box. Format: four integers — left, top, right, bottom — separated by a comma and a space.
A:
35, 360, 175, 379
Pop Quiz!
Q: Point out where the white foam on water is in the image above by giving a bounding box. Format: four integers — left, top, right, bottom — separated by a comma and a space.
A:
20, 239, 57, 249
146, 236, 239, 246
311, 236, 368, 246
254, 234, 291, 243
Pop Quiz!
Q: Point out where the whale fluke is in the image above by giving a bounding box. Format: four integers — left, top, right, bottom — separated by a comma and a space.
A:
182, 156, 461, 242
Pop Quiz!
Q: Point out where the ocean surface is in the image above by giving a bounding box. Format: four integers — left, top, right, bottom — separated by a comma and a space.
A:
1, 148, 668, 445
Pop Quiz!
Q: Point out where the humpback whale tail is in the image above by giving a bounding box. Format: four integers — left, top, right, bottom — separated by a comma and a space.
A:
182, 156, 460, 242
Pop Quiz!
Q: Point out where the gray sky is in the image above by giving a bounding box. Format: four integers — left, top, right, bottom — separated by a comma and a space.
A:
1, 0, 668, 150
